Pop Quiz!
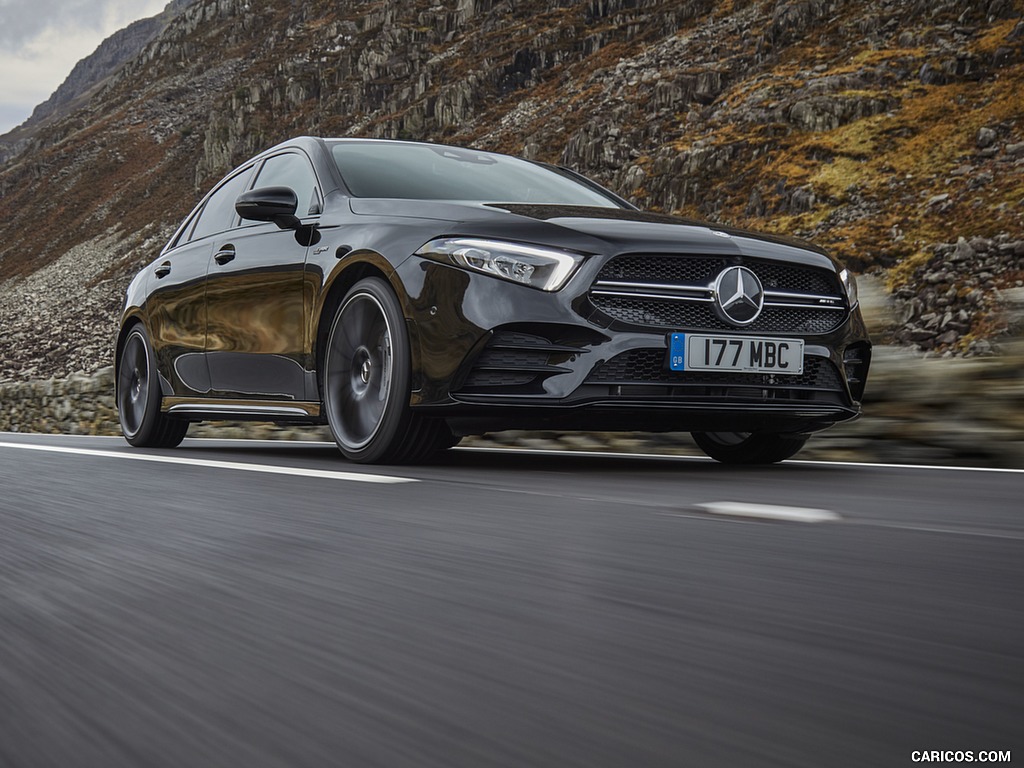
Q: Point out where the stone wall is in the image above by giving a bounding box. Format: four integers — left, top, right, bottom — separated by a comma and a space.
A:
0, 366, 330, 441
799, 343, 1024, 468
0, 367, 120, 436
2, 347, 1023, 467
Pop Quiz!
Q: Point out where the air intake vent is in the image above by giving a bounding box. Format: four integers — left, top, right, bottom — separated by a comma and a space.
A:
459, 331, 582, 393
842, 343, 871, 401
587, 349, 844, 390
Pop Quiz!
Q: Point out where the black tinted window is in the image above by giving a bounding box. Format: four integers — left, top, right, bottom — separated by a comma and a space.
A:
331, 142, 620, 207
253, 153, 321, 215
190, 169, 252, 242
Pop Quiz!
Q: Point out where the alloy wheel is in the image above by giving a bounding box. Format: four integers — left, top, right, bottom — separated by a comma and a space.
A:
325, 291, 395, 450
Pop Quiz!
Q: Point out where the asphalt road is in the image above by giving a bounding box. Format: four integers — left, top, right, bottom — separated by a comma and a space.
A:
1, 432, 1021, 767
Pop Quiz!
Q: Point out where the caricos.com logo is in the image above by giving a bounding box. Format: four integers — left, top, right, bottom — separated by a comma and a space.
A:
911, 751, 1012, 763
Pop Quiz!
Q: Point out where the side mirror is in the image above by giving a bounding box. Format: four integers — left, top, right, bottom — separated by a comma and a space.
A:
235, 186, 300, 230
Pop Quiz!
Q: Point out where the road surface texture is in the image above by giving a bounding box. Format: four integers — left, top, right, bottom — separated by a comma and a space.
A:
1, 432, 1021, 767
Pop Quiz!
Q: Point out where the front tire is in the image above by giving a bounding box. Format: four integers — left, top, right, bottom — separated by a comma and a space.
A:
117, 325, 188, 448
322, 277, 450, 464
691, 431, 808, 464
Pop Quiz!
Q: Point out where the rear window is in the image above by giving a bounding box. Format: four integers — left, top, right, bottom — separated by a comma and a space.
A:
331, 142, 621, 208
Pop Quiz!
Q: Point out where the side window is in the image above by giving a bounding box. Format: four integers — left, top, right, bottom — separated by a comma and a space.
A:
253, 153, 321, 216
168, 208, 201, 249
190, 168, 253, 242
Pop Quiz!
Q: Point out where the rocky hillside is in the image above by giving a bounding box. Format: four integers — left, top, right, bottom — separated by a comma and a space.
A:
0, 0, 198, 164
0, 0, 1022, 381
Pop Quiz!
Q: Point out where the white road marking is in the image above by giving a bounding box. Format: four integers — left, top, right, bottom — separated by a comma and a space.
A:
0, 441, 416, 485
3, 434, 1022, 474
0, 434, 335, 447
694, 501, 841, 523
846, 520, 1024, 541
785, 458, 1024, 474
659, 511, 1024, 539
456, 445, 1024, 474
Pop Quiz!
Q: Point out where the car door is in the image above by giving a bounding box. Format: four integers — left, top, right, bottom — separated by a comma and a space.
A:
147, 166, 254, 396
204, 151, 321, 401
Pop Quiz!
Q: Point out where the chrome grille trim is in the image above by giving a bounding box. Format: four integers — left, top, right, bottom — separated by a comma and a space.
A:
591, 288, 716, 302
764, 299, 845, 311
590, 281, 844, 310
765, 289, 844, 305
591, 280, 715, 298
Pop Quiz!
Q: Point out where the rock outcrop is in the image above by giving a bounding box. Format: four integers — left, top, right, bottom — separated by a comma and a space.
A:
0, 0, 198, 163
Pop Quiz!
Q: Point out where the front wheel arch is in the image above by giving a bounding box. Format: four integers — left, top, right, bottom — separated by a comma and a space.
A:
320, 276, 452, 464
312, 258, 419, 403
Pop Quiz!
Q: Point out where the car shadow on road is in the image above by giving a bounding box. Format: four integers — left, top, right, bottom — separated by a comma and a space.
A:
177, 438, 852, 476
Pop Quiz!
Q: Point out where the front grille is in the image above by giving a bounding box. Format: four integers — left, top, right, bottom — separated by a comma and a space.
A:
754, 263, 834, 294
597, 255, 725, 284
589, 254, 847, 334
587, 349, 844, 390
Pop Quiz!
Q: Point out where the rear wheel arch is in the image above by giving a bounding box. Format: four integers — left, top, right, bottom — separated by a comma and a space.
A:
116, 323, 188, 448
115, 314, 147, 399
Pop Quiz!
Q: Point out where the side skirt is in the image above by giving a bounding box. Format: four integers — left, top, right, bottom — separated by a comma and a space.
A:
161, 397, 322, 422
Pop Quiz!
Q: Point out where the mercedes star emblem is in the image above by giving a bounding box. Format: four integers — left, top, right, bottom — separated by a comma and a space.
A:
713, 266, 765, 326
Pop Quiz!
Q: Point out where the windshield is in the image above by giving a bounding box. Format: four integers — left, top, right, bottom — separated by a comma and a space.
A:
330, 142, 622, 207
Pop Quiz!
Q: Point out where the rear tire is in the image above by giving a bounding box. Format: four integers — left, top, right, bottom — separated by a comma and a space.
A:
117, 325, 188, 448
691, 431, 807, 464
322, 277, 450, 464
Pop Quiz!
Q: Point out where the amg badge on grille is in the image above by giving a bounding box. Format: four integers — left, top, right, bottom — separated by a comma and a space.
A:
713, 266, 764, 326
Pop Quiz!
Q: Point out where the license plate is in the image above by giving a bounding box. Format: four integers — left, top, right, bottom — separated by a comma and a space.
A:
669, 333, 804, 374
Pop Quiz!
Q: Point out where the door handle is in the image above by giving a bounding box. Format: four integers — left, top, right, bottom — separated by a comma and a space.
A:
154, 261, 171, 278
214, 245, 236, 265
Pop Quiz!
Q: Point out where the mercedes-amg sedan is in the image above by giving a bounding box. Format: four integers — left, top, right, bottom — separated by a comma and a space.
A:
116, 137, 871, 463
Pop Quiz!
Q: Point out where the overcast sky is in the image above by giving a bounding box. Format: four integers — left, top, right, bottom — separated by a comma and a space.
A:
0, 0, 167, 135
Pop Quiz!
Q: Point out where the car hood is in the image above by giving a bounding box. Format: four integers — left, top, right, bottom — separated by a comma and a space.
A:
348, 199, 840, 271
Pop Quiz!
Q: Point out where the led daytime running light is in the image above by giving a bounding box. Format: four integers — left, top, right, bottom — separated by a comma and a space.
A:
416, 238, 584, 291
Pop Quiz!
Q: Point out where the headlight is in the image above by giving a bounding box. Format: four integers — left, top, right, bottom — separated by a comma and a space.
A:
415, 237, 585, 292
839, 268, 858, 307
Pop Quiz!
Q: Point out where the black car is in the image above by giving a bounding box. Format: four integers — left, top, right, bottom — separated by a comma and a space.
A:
116, 137, 870, 463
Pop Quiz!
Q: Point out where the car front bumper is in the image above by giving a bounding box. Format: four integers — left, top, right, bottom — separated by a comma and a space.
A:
396, 257, 871, 436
